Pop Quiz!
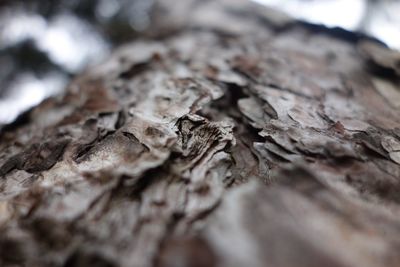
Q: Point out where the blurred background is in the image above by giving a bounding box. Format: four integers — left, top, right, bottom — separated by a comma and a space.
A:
0, 0, 399, 128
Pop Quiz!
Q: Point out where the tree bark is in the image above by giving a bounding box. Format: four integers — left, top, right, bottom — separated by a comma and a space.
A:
1, 0, 400, 266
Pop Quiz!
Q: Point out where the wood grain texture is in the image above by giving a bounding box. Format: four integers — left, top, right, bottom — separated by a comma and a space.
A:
1, 0, 400, 266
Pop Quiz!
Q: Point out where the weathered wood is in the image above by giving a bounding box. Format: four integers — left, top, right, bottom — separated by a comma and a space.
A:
1, 0, 400, 266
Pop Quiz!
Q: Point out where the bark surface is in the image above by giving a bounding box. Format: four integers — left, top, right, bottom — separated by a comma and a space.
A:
1, 0, 400, 266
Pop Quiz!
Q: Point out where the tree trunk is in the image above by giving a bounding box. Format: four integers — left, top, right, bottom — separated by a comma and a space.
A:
1, 0, 400, 266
